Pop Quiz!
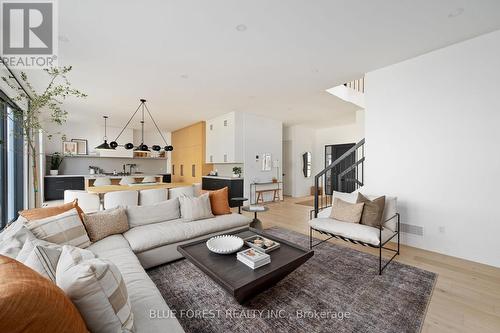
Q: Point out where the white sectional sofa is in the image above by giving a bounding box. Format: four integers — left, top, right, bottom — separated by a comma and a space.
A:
10, 187, 253, 332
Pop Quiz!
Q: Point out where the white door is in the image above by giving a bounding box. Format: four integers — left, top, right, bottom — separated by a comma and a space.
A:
282, 140, 293, 196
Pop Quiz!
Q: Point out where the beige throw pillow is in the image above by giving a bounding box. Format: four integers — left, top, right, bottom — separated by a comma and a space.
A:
179, 193, 214, 221
16, 233, 62, 282
27, 209, 91, 248
356, 193, 386, 229
83, 207, 129, 242
56, 245, 134, 333
330, 198, 365, 223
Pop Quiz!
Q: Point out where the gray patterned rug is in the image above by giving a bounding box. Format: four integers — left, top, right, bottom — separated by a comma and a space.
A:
147, 227, 436, 333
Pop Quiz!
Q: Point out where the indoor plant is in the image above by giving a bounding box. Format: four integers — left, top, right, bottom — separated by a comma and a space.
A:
232, 166, 242, 178
49, 152, 64, 175
1, 66, 87, 207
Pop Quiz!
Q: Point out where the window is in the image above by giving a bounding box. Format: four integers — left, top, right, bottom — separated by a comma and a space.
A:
0, 92, 24, 228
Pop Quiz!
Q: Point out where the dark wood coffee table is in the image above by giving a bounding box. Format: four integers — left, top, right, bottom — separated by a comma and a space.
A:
177, 228, 314, 304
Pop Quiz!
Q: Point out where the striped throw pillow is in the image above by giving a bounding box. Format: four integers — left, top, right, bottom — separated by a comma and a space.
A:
16, 233, 62, 282
27, 209, 91, 248
56, 245, 134, 333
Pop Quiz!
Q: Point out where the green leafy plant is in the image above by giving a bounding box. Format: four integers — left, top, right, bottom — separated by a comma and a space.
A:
49, 152, 63, 170
1, 66, 87, 207
232, 166, 242, 176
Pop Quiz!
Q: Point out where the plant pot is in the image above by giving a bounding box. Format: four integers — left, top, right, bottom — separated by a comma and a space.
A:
50, 170, 59, 176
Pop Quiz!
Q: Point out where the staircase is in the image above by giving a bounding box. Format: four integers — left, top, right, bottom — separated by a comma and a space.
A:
313, 139, 365, 217
326, 77, 365, 108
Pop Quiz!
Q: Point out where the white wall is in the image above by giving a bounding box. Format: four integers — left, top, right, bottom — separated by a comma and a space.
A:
241, 113, 283, 202
283, 125, 315, 197
365, 30, 500, 268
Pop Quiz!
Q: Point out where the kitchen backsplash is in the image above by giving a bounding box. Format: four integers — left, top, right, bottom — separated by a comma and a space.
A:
50, 157, 170, 175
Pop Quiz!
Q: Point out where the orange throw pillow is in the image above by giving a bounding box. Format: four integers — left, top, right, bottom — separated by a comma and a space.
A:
19, 200, 84, 222
0, 255, 88, 333
204, 187, 232, 215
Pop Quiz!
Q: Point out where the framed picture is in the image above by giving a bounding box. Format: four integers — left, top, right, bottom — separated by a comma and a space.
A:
62, 141, 77, 155
262, 153, 272, 171
71, 139, 88, 155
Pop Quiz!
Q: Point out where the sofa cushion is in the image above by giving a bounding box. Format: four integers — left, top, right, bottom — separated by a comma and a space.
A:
88, 235, 185, 333
83, 206, 129, 242
124, 213, 252, 253
126, 198, 180, 227
179, 193, 214, 221
0, 254, 88, 333
357, 193, 386, 228
56, 245, 134, 333
309, 218, 396, 246
16, 234, 62, 282
19, 199, 84, 222
330, 198, 364, 223
203, 187, 231, 215
0, 220, 33, 258
26, 209, 91, 248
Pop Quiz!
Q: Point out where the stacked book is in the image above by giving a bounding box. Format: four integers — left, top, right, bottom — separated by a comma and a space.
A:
237, 248, 271, 269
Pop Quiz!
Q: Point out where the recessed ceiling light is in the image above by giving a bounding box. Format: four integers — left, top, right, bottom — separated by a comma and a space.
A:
236, 24, 247, 32
448, 7, 464, 18
180, 74, 189, 79
248, 95, 255, 99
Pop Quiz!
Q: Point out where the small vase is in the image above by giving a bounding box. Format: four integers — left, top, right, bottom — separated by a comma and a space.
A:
50, 170, 59, 176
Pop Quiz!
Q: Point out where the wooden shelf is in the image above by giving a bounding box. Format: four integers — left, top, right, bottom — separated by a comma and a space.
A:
46, 155, 168, 160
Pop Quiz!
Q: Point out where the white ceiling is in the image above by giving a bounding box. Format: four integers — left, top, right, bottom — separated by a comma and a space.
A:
22, 0, 500, 130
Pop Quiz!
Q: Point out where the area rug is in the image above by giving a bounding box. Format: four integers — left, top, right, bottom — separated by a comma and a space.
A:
147, 227, 436, 333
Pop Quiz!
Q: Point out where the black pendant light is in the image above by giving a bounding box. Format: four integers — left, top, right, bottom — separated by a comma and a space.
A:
95, 116, 115, 150
109, 99, 174, 153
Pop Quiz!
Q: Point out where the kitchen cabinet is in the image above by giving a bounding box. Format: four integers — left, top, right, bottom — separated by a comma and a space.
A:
205, 112, 243, 164
44, 176, 85, 201
202, 176, 243, 207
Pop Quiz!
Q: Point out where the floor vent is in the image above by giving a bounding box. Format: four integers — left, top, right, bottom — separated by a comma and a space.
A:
400, 223, 423, 236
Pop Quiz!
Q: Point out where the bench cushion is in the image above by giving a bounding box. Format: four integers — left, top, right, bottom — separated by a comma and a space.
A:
123, 214, 252, 253
309, 218, 396, 246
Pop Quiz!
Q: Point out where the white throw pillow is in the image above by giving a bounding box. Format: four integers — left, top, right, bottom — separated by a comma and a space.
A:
0, 219, 33, 258
27, 208, 91, 248
56, 245, 134, 333
179, 193, 214, 221
127, 198, 180, 227
17, 233, 62, 282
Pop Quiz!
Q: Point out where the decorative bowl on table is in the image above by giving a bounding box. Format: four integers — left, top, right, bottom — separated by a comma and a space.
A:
206, 235, 244, 254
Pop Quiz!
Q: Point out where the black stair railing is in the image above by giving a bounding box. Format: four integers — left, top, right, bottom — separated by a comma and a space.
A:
313, 138, 365, 217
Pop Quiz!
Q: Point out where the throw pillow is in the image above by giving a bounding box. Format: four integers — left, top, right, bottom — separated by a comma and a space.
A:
202, 187, 232, 215
19, 199, 85, 222
126, 198, 181, 227
83, 207, 129, 242
16, 234, 62, 282
56, 246, 134, 333
330, 198, 365, 223
26, 208, 91, 248
179, 193, 214, 221
0, 255, 88, 333
0, 220, 33, 259
356, 193, 386, 229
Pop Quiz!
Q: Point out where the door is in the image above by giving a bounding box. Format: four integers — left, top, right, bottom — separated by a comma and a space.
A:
282, 140, 292, 196
325, 143, 356, 194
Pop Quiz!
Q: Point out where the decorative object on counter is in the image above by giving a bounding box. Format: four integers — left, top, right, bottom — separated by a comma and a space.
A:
272, 177, 278, 183
141, 176, 157, 183
206, 235, 244, 254
105, 99, 173, 155
88, 166, 100, 175
1, 66, 87, 208
93, 177, 112, 187
208, 169, 218, 176
244, 235, 280, 253
71, 139, 88, 155
119, 177, 136, 186
95, 116, 113, 150
49, 152, 64, 175
232, 166, 242, 178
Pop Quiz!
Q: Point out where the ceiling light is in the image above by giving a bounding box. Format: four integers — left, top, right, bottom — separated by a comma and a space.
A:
180, 74, 189, 79
236, 24, 247, 32
448, 8, 464, 18
95, 116, 115, 150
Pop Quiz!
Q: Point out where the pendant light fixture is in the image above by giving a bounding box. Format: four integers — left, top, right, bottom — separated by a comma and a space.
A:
95, 115, 114, 150
109, 99, 174, 153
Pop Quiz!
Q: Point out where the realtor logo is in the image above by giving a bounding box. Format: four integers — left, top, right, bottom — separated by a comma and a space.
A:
1, 0, 58, 68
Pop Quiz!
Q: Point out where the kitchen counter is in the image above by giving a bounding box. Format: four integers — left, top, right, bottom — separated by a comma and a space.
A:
202, 175, 242, 180
45, 174, 163, 179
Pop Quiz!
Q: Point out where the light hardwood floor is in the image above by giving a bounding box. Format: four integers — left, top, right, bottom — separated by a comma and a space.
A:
239, 196, 500, 333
